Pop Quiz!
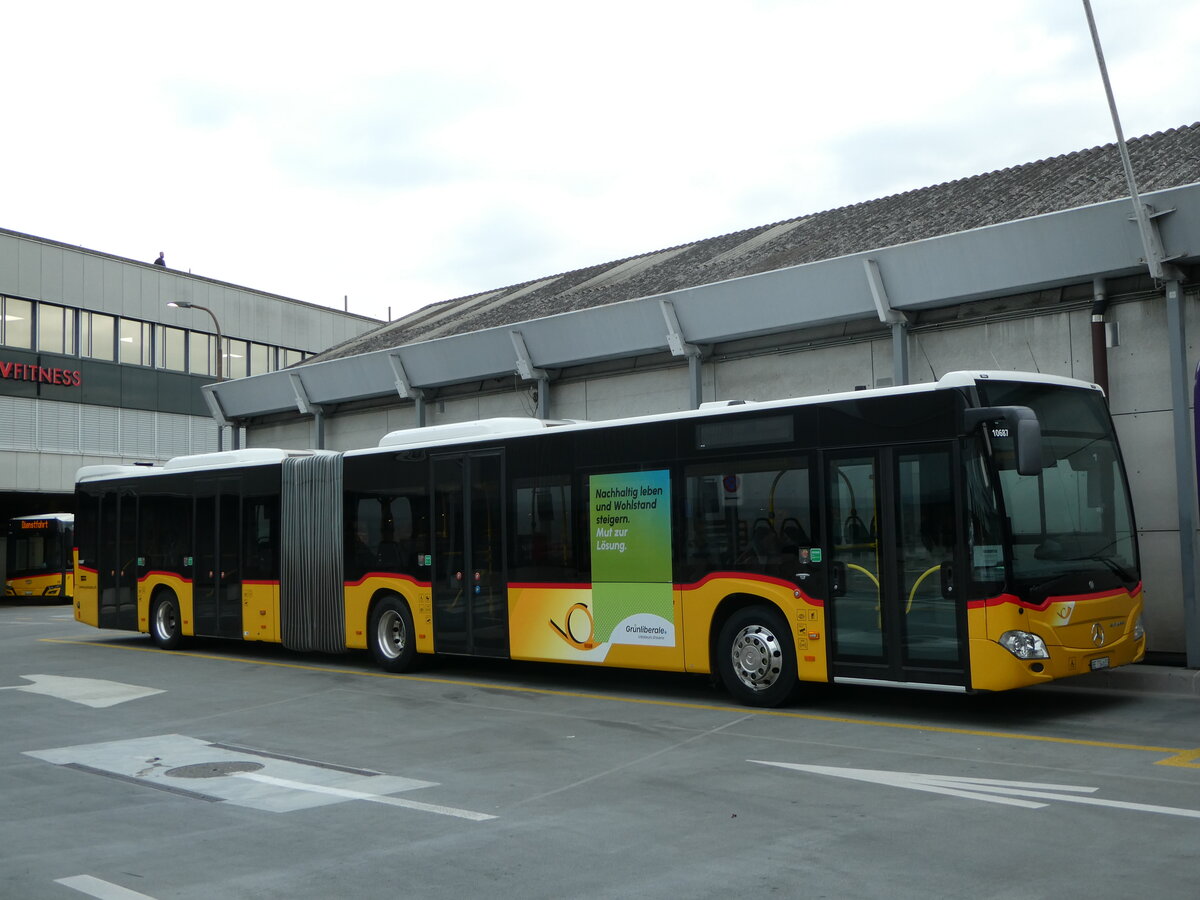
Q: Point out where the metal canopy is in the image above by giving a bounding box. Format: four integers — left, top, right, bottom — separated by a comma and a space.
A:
206, 183, 1200, 421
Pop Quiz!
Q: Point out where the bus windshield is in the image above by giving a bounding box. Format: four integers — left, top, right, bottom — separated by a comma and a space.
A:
7, 520, 69, 578
978, 381, 1138, 596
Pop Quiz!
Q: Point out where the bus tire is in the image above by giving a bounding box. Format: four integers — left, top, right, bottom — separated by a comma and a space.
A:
369, 595, 419, 673
716, 605, 797, 708
151, 593, 183, 651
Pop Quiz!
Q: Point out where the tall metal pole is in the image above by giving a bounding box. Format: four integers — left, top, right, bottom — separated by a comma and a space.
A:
1083, 0, 1198, 667
1082, 0, 1162, 281
1167, 280, 1200, 667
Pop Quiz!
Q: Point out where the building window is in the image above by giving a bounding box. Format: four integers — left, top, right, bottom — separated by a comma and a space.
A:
1, 296, 33, 349
156, 325, 187, 372
81, 311, 116, 360
249, 342, 271, 376
190, 332, 214, 376
280, 347, 305, 368
119, 318, 153, 366
37, 303, 76, 355
222, 338, 248, 379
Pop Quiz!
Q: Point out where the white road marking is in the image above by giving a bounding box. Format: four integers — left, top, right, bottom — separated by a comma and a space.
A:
55, 874, 158, 899
1, 675, 163, 708
27, 734, 495, 820
237, 772, 497, 820
751, 760, 1200, 819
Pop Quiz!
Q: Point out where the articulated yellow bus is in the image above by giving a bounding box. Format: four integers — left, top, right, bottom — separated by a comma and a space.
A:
6, 514, 74, 602
73, 371, 1144, 706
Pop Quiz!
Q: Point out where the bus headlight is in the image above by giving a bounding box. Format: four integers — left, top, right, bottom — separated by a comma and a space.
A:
999, 630, 1050, 659
1133, 615, 1145, 641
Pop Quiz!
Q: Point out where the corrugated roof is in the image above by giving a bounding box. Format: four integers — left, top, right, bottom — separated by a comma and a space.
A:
307, 124, 1200, 364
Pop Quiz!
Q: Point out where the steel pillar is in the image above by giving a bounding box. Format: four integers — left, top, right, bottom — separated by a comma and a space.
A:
1166, 280, 1200, 667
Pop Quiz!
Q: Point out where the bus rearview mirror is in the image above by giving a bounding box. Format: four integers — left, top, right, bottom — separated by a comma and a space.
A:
962, 405, 1043, 477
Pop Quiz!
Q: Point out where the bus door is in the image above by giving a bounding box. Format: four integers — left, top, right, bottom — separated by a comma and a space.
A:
194, 477, 243, 639
97, 491, 138, 631
431, 451, 507, 657
825, 444, 967, 687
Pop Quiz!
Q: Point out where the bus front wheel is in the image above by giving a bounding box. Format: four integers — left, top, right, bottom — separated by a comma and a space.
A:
369, 595, 419, 673
151, 594, 182, 650
716, 606, 797, 707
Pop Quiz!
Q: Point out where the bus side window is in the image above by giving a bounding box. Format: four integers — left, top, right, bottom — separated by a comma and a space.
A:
512, 476, 575, 581
243, 496, 279, 581
683, 458, 812, 580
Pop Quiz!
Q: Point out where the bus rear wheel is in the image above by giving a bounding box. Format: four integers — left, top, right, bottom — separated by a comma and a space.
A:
151, 594, 182, 650
369, 595, 419, 673
717, 606, 797, 707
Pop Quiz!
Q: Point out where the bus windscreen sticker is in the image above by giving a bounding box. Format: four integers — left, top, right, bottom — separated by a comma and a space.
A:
588, 469, 676, 646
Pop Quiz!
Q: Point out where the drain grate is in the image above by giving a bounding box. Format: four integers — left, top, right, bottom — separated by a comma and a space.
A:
165, 761, 265, 779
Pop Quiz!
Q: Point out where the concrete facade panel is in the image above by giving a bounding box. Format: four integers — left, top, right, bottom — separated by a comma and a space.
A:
715, 341, 878, 402
62, 250, 85, 306
1114, 411, 1182, 532
1137, 530, 1186, 654
0, 237, 16, 295
325, 409, 391, 452
0, 449, 15, 489
136, 268, 163, 318
583, 368, 690, 420
18, 239, 40, 298
548, 380, 588, 421
39, 245, 64, 303
478, 389, 539, 421
246, 419, 311, 450
38, 452, 65, 494
385, 405, 420, 434
914, 313, 1077, 382
14, 450, 39, 492
121, 257, 142, 309
102, 258, 124, 307
82, 254, 105, 307
434, 395, 482, 425
1106, 299, 1173, 414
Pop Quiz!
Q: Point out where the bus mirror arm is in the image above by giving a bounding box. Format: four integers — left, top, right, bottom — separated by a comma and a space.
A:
962, 405, 1043, 477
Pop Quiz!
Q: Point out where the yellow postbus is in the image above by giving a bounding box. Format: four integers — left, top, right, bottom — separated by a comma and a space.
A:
72, 371, 1145, 706
6, 514, 75, 603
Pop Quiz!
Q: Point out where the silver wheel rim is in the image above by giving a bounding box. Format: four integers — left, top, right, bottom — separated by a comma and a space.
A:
155, 602, 176, 640
730, 623, 783, 692
376, 609, 406, 660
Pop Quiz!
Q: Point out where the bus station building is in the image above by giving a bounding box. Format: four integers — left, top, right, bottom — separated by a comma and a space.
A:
0, 230, 379, 582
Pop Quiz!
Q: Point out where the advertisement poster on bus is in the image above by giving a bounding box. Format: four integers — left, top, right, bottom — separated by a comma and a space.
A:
588, 469, 676, 647
508, 469, 678, 664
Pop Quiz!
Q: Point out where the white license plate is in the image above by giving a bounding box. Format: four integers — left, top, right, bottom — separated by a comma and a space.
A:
1089, 657, 1110, 671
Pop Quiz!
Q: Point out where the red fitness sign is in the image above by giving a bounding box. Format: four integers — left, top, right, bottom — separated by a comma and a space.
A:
0, 360, 83, 386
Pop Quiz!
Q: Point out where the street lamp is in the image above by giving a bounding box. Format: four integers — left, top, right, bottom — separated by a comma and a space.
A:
168, 300, 230, 450
166, 300, 224, 382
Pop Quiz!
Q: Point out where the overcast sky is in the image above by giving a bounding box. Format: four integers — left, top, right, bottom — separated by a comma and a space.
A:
5, 1, 1198, 324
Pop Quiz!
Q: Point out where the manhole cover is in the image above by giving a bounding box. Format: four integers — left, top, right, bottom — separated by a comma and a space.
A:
165, 761, 265, 779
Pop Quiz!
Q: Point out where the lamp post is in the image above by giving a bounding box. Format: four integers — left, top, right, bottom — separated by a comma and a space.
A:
168, 300, 229, 449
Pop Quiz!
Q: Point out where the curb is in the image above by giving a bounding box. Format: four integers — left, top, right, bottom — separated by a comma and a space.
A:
1054, 664, 1200, 698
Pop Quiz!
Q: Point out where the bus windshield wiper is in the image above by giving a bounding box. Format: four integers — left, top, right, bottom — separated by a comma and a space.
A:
1024, 572, 1077, 598
1068, 554, 1136, 584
